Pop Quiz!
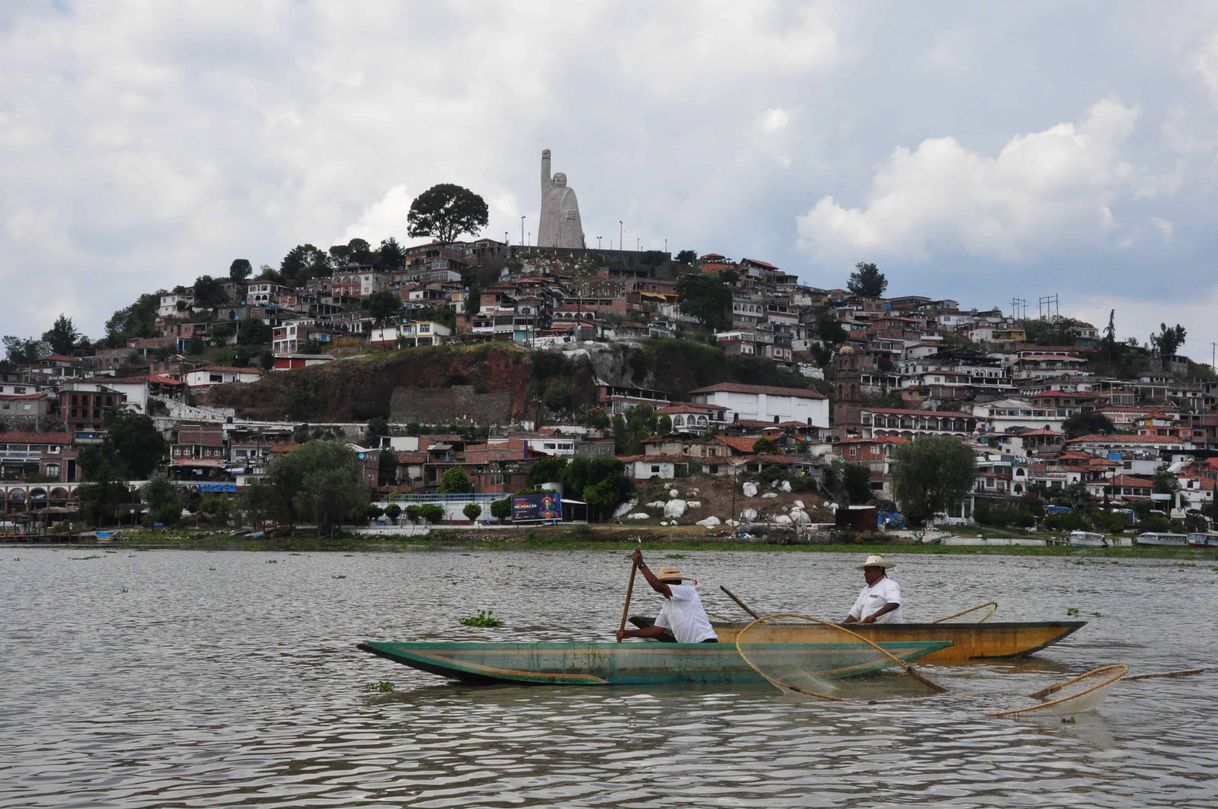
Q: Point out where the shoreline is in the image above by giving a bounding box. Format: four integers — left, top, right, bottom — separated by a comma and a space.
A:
5, 526, 1216, 559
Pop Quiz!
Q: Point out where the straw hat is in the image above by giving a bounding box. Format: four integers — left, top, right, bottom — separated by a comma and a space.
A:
655, 565, 684, 582
856, 554, 895, 571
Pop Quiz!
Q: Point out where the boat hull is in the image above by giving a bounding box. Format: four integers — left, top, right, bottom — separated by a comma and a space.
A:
357, 639, 951, 686
1135, 533, 1189, 547
630, 618, 1085, 664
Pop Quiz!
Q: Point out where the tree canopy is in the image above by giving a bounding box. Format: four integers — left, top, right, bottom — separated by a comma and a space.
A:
889, 436, 977, 525
229, 258, 253, 284
280, 244, 329, 283
366, 290, 404, 324
847, 262, 887, 297
674, 249, 697, 265
676, 272, 732, 330
3, 335, 50, 363
1151, 323, 1187, 359
439, 466, 472, 493
253, 440, 369, 533
104, 293, 160, 347
407, 183, 489, 246
80, 409, 167, 480
42, 315, 80, 355
1062, 411, 1116, 439
193, 274, 230, 308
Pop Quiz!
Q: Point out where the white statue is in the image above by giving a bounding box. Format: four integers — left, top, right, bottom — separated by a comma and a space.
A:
538, 149, 585, 249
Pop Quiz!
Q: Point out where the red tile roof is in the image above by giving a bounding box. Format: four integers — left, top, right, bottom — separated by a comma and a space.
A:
1107, 475, 1154, 488
1068, 434, 1184, 444
0, 431, 72, 444
715, 435, 764, 454
194, 365, 264, 376
690, 382, 827, 400
864, 406, 976, 419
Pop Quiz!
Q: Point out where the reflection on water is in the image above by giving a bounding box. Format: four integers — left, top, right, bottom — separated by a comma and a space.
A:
1, 548, 1216, 807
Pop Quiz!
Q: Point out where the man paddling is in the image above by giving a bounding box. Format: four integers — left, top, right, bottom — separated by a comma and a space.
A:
843, 554, 904, 624
616, 549, 718, 644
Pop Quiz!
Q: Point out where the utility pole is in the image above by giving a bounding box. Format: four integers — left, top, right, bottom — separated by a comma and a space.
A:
520, 216, 525, 246
619, 220, 623, 251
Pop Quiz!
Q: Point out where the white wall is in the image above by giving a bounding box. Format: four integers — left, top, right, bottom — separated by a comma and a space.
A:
701, 391, 829, 428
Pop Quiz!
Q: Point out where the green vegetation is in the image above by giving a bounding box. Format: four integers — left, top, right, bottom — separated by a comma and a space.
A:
241, 440, 370, 534
407, 183, 489, 246
439, 466, 472, 493
366, 680, 395, 692
890, 436, 978, 526
463, 503, 483, 521
676, 272, 732, 330
522, 455, 632, 520
460, 609, 505, 627
847, 262, 887, 297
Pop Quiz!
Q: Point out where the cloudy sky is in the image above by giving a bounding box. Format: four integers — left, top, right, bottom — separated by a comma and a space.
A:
2, 1, 1217, 365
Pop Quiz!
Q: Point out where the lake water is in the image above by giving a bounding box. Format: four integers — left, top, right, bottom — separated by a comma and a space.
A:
1, 546, 1215, 807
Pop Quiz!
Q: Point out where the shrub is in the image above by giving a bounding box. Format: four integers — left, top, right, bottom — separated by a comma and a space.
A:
405, 505, 422, 522
419, 503, 445, 524
384, 503, 402, 524
463, 503, 482, 521
490, 498, 511, 521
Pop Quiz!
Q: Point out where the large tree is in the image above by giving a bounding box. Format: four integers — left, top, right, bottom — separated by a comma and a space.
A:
367, 290, 404, 325
676, 272, 732, 330
1150, 323, 1187, 359
193, 274, 230, 308
229, 258, 253, 284
42, 315, 81, 355
262, 440, 369, 533
1063, 411, 1116, 439
847, 262, 888, 297
280, 243, 329, 282
3, 335, 50, 363
375, 237, 407, 271
889, 436, 977, 525
104, 293, 160, 347
92, 409, 167, 479
406, 183, 489, 246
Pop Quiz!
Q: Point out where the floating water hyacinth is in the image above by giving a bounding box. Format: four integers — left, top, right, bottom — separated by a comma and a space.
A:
460, 609, 504, 628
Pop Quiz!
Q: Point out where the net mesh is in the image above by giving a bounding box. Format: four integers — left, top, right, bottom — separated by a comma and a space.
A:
988, 664, 1127, 718
735, 613, 946, 702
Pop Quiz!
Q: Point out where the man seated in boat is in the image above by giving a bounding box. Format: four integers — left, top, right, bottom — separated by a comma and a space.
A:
616, 549, 718, 644
843, 554, 904, 624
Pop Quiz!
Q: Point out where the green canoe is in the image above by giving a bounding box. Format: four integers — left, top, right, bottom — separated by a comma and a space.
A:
357, 639, 952, 686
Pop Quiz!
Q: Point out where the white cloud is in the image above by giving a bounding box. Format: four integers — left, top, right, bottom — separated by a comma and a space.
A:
796, 98, 1142, 264
759, 108, 791, 132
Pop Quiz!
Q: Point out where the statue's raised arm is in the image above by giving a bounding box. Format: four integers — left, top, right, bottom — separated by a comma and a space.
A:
541, 148, 551, 189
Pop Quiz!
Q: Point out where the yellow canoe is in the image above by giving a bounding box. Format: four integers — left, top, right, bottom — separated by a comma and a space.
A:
630, 617, 1085, 664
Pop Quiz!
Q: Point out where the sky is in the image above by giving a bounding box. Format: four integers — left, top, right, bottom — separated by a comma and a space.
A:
2, 1, 1217, 367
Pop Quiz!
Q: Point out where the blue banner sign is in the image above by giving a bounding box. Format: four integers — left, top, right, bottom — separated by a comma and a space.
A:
512, 492, 562, 522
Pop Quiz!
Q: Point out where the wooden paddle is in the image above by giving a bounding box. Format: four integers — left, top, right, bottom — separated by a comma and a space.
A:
617, 560, 639, 640
720, 585, 761, 619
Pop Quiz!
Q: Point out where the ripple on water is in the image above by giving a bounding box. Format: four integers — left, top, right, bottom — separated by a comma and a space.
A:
1, 548, 1217, 807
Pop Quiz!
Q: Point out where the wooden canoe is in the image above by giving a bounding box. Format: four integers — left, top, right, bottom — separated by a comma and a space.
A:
629, 616, 1085, 664
357, 639, 952, 686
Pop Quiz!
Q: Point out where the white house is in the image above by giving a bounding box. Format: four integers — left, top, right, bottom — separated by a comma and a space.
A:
183, 366, 264, 389
688, 382, 829, 428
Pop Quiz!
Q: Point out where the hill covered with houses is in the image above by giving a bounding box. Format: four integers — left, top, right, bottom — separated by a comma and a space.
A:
1, 236, 1216, 537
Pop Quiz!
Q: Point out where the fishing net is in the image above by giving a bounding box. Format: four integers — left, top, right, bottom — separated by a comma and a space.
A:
933, 602, 998, 623
735, 613, 947, 702
988, 664, 1127, 718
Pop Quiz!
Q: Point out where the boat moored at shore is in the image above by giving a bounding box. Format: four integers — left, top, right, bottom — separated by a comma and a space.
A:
1135, 532, 1189, 547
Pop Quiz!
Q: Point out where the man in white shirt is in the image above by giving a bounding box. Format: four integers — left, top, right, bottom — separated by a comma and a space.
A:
616, 549, 718, 644
843, 554, 904, 624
